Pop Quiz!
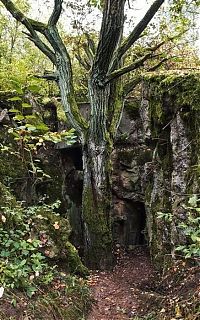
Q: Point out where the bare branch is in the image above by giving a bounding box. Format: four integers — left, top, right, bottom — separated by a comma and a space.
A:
107, 38, 171, 83
22, 31, 56, 64
148, 57, 168, 71
117, 0, 165, 59
106, 53, 153, 83
85, 33, 96, 55
123, 77, 142, 97
75, 53, 91, 71
83, 43, 94, 66
122, 56, 172, 97
34, 71, 59, 81
48, 0, 63, 27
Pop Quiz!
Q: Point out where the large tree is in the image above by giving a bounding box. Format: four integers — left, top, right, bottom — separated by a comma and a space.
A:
1, 0, 179, 269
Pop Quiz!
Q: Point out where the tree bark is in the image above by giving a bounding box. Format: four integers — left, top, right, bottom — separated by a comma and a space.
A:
80, 79, 115, 269
82, 138, 113, 269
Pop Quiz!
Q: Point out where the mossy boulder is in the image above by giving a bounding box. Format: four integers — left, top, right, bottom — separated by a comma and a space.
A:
0, 181, 17, 209
30, 204, 89, 276
0, 183, 88, 277
65, 241, 89, 276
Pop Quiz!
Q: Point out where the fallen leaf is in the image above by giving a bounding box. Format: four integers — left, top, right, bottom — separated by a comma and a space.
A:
53, 221, 60, 229
1, 215, 6, 223
0, 287, 4, 298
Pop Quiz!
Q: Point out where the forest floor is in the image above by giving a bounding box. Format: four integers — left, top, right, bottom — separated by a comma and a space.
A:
87, 247, 153, 320
87, 247, 200, 320
0, 247, 199, 319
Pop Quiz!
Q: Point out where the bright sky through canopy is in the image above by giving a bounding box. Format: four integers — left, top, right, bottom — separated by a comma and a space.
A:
29, 0, 200, 51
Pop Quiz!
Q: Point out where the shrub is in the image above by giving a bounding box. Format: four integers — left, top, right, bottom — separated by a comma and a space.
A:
175, 195, 200, 258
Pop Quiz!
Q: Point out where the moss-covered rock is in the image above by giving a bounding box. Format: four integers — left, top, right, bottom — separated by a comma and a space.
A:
0, 181, 17, 209
0, 182, 88, 277
65, 241, 89, 276
141, 73, 200, 268
29, 204, 89, 276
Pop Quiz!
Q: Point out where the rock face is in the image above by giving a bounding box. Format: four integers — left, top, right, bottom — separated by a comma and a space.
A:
62, 74, 199, 264
140, 74, 200, 265
1, 74, 200, 266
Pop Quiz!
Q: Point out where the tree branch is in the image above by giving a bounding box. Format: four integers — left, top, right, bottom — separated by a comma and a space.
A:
75, 53, 91, 71
28, 19, 47, 33
106, 53, 152, 83
92, 0, 126, 79
48, 0, 63, 27
0, 0, 56, 64
123, 76, 142, 97
82, 43, 94, 66
0, 0, 88, 133
106, 39, 168, 83
42, 3, 88, 132
148, 57, 168, 71
22, 31, 56, 64
122, 57, 171, 97
85, 33, 96, 55
34, 71, 59, 81
117, 0, 165, 59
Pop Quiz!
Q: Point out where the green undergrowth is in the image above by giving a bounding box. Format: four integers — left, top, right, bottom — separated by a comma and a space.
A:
0, 275, 91, 320
0, 182, 90, 319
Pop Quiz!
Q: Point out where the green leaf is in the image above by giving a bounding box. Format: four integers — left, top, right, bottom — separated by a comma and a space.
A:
15, 87, 23, 95
26, 286, 37, 298
8, 96, 22, 102
188, 194, 198, 207
27, 127, 37, 132
20, 259, 27, 267
22, 103, 32, 108
191, 234, 200, 242
25, 124, 37, 131
11, 298, 17, 307
42, 97, 51, 104
9, 109, 20, 113
35, 123, 49, 131
0, 250, 10, 257
28, 84, 41, 93
14, 115, 24, 121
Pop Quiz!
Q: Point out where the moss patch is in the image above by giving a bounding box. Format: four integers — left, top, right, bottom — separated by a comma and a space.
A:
82, 186, 113, 269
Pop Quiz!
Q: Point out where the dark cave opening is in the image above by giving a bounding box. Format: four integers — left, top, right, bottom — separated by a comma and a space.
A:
61, 145, 83, 171
60, 146, 147, 252
113, 201, 147, 249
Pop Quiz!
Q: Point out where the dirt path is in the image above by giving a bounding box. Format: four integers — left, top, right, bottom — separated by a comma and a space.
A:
87, 247, 156, 320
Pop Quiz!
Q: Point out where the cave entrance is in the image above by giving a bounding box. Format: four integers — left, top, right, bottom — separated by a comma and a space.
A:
61, 145, 83, 171
125, 201, 147, 247
113, 200, 147, 249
